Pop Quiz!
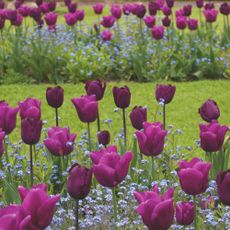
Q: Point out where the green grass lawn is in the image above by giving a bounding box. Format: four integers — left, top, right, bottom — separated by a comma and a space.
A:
1, 80, 230, 151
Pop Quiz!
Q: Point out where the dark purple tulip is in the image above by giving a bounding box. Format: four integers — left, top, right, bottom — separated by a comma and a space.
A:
220, 3, 230, 16
155, 84, 176, 104
176, 202, 195, 226
123, 3, 132, 15
196, 0, 204, 8
199, 120, 228, 152
6, 9, 17, 21
68, 2, 77, 13
162, 5, 172, 16
0, 103, 18, 135
152, 26, 164, 40
75, 10, 84, 21
188, 18, 198, 30
101, 30, 112, 41
113, 86, 131, 109
71, 95, 98, 123
111, 4, 122, 20
46, 86, 64, 108
93, 3, 104, 15
48, 1, 56, 12
18, 184, 60, 229
101, 15, 116, 28
97, 130, 110, 146
64, 0, 71, 7
90, 145, 132, 188
133, 4, 146, 18
44, 127, 76, 157
44, 12, 58, 30
199, 99, 220, 122
204, 9, 218, 23
35, 0, 42, 6
0, 205, 33, 229
129, 106, 147, 130
166, 0, 174, 8
29, 7, 42, 21
178, 158, 212, 195
143, 15, 155, 28
0, 130, 5, 157
134, 186, 174, 230
176, 16, 187, 30
67, 164, 92, 200
14, 0, 23, 10
18, 97, 41, 120
204, 3, 215, 10
18, 6, 30, 17
40, 3, 49, 14
21, 118, 43, 145
64, 12, 77, 26
11, 14, 23, 26
85, 80, 106, 101
216, 170, 230, 205
0, 1, 5, 9
176, 9, 185, 17
148, 1, 159, 16
162, 16, 171, 27
136, 122, 167, 157
183, 5, 192, 17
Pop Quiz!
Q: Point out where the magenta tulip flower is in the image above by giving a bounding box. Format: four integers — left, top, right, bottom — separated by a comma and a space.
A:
75, 9, 84, 21
162, 5, 172, 16
18, 6, 30, 17
85, 79, 106, 101
196, 0, 204, 8
199, 99, 220, 122
0, 1, 5, 9
101, 15, 116, 28
93, 3, 104, 15
101, 30, 112, 41
129, 106, 147, 130
40, 3, 49, 14
155, 84, 176, 104
176, 16, 187, 30
18, 97, 41, 120
143, 15, 155, 28
188, 18, 198, 30
68, 2, 77, 13
97, 130, 110, 146
0, 205, 33, 229
166, 0, 174, 8
204, 9, 218, 23
148, 1, 159, 16
133, 4, 146, 18
90, 145, 132, 188
183, 5, 192, 17
216, 170, 230, 205
21, 117, 43, 145
123, 3, 133, 15
134, 186, 174, 230
67, 163, 93, 200
176, 202, 195, 226
204, 3, 215, 10
44, 127, 76, 157
44, 12, 58, 30
48, 1, 56, 12
18, 184, 60, 229
64, 0, 71, 7
111, 4, 122, 20
220, 3, 230, 16
162, 16, 171, 27
11, 13, 23, 26
64, 12, 77, 26
135, 122, 167, 157
152, 26, 164, 40
199, 120, 228, 152
0, 103, 18, 135
178, 158, 212, 195
113, 86, 131, 109
0, 130, 5, 157
71, 95, 98, 123
46, 86, 64, 109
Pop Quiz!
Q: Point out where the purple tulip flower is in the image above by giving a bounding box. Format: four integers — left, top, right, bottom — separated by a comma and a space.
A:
166, 0, 174, 8
152, 25, 164, 40
101, 15, 116, 28
113, 86, 131, 109
188, 18, 198, 30
75, 9, 84, 21
204, 3, 215, 10
162, 5, 172, 16
183, 5, 192, 17
85, 79, 106, 101
220, 2, 230, 16
97, 130, 110, 146
68, 2, 77, 13
123, 3, 133, 15
93, 3, 104, 15
204, 9, 218, 23
148, 1, 159, 16
155, 84, 176, 104
176, 202, 195, 225
48, 1, 56, 12
46, 86, 64, 108
176, 16, 187, 30
129, 106, 147, 130
64, 12, 77, 26
133, 4, 146, 18
44, 12, 58, 30
111, 4, 122, 20
162, 16, 171, 27
196, 0, 204, 8
199, 99, 220, 122
143, 15, 155, 28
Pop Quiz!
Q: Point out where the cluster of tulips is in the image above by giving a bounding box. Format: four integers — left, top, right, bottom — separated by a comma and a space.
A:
0, 0, 229, 41
0, 79, 230, 229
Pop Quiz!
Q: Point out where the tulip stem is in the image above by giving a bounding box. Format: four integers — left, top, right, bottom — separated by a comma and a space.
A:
87, 123, 92, 151
112, 187, 118, 229
97, 111, 100, 132
55, 108, 59, 127
122, 108, 127, 149
4, 137, 12, 182
163, 104, 166, 130
75, 199, 79, 230
30, 144, 34, 186
193, 195, 197, 230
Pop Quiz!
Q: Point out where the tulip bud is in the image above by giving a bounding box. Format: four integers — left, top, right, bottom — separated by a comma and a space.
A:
129, 106, 147, 130
46, 86, 64, 109
21, 118, 43, 145
93, 3, 104, 15
162, 6, 171, 16
176, 202, 195, 225
111, 4, 122, 20
155, 84, 176, 104
67, 164, 93, 200
64, 12, 77, 26
196, 0, 204, 8
97, 130, 110, 146
112, 86, 131, 109
68, 2, 77, 13
143, 15, 155, 28
216, 170, 230, 205
44, 12, 58, 30
75, 9, 85, 21
199, 99, 220, 122
220, 3, 230, 16
204, 9, 218, 23
188, 18, 198, 31
85, 79, 106, 101
166, 0, 174, 8
162, 16, 171, 27
101, 15, 116, 28
183, 5, 192, 17
133, 4, 146, 18
148, 2, 159, 16
152, 25, 164, 40
176, 16, 187, 30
